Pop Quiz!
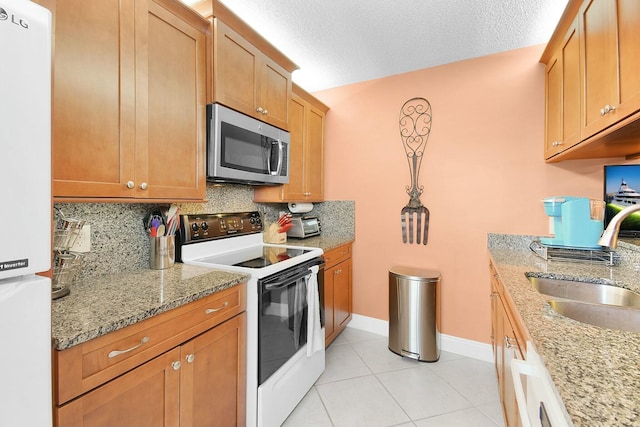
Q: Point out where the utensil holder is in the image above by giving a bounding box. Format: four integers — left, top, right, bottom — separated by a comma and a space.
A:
151, 235, 175, 269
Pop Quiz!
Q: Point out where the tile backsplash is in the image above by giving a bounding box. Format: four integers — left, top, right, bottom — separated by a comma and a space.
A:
55, 183, 354, 280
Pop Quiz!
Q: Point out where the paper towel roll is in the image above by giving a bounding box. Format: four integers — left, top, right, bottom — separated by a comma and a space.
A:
288, 202, 313, 214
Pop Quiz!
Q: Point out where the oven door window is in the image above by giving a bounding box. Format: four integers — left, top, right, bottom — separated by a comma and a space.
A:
258, 276, 308, 385
220, 122, 276, 174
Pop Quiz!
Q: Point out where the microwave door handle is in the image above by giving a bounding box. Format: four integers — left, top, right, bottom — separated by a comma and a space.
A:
270, 139, 283, 176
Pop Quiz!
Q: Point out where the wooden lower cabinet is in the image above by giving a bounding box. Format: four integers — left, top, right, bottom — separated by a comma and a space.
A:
56, 348, 181, 426
57, 313, 246, 427
324, 243, 353, 346
179, 313, 246, 427
54, 284, 247, 427
490, 260, 526, 427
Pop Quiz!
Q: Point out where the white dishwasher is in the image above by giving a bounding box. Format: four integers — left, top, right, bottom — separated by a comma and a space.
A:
511, 343, 573, 427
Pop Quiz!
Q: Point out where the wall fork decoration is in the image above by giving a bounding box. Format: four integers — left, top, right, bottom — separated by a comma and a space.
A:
399, 97, 432, 245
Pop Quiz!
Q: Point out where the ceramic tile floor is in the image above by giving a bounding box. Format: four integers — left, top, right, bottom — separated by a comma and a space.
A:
282, 327, 506, 427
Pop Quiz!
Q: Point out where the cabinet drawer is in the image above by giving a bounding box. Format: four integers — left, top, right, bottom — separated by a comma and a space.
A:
55, 283, 246, 404
323, 243, 352, 268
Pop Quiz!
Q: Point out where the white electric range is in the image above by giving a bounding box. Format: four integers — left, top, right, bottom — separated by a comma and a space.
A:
177, 211, 325, 427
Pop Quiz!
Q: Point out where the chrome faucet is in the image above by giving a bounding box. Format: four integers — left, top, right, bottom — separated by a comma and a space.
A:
598, 204, 640, 248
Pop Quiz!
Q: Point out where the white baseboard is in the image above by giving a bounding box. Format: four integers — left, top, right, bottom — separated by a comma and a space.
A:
347, 314, 493, 363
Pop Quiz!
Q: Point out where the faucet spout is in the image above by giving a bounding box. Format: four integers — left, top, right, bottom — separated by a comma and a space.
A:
598, 204, 640, 248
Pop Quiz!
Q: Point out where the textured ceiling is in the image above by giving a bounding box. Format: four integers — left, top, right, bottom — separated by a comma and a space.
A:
210, 0, 569, 92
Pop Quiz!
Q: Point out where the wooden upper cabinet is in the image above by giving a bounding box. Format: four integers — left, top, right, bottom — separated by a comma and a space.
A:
48, 0, 133, 198
137, 0, 207, 200
254, 84, 328, 203
542, 0, 640, 161
580, 0, 640, 140
544, 18, 580, 159
580, 0, 621, 140
212, 19, 291, 130
45, 0, 207, 201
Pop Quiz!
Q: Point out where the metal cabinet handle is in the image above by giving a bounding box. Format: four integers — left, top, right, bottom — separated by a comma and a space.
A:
504, 335, 518, 349
600, 104, 617, 116
256, 107, 263, 113
185, 354, 195, 363
551, 141, 563, 147
108, 336, 149, 358
335, 269, 342, 275
263, 109, 268, 115
139, 182, 148, 190
172, 361, 181, 371
205, 301, 229, 314
126, 180, 135, 189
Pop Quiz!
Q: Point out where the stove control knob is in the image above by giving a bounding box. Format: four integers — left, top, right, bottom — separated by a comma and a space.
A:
191, 222, 199, 232
200, 221, 209, 231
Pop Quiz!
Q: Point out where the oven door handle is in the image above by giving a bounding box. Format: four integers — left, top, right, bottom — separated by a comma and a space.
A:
264, 270, 311, 290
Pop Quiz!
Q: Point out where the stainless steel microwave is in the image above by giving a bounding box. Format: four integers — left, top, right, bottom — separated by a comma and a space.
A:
206, 103, 290, 185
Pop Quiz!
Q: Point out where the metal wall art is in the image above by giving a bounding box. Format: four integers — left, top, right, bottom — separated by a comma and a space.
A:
399, 97, 432, 245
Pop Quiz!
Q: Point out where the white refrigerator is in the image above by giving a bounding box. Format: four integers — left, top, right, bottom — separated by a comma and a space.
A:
0, 1, 53, 426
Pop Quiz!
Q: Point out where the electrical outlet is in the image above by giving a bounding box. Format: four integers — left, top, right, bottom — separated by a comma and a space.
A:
70, 224, 91, 252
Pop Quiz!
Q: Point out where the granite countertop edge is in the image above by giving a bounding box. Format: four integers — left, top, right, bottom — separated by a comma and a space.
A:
52, 264, 250, 351
488, 233, 640, 427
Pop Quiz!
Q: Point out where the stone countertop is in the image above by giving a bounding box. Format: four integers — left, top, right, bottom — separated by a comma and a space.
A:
52, 264, 249, 351
284, 235, 354, 252
488, 234, 640, 427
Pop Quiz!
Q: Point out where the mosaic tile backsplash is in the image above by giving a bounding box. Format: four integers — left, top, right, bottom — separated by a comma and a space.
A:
55, 183, 355, 280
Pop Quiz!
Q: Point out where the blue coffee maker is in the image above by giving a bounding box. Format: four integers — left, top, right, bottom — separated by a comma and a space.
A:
540, 197, 605, 249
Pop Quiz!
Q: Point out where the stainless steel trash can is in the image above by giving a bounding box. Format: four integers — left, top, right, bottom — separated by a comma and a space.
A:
388, 266, 440, 362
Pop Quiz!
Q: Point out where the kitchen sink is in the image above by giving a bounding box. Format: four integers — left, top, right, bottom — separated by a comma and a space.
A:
547, 300, 640, 333
526, 276, 640, 308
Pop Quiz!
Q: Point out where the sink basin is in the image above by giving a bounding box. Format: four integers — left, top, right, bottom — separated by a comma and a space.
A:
547, 300, 640, 333
527, 276, 640, 308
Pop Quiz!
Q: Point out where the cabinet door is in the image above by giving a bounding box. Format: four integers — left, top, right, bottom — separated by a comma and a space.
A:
304, 105, 325, 200
502, 311, 523, 427
49, 0, 136, 198
135, 0, 206, 200
56, 348, 181, 427
213, 20, 259, 117
284, 95, 307, 200
260, 57, 291, 129
615, 0, 640, 122
545, 18, 580, 159
580, 0, 620, 139
179, 313, 247, 427
333, 258, 352, 331
324, 267, 336, 343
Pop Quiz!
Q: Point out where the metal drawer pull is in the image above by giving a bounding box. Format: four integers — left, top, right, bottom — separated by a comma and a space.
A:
186, 354, 195, 363
205, 301, 229, 314
108, 336, 150, 358
172, 361, 181, 371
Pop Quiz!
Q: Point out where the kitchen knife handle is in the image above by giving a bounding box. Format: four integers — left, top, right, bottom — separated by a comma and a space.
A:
108, 336, 150, 358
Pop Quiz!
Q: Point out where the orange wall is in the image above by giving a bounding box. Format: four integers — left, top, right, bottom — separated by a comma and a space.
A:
313, 45, 616, 344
